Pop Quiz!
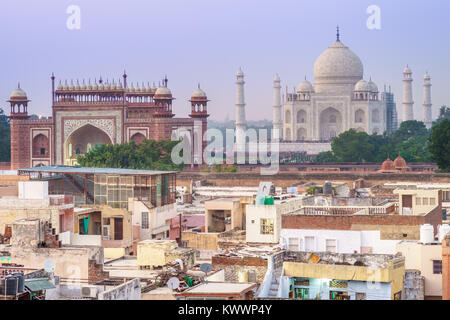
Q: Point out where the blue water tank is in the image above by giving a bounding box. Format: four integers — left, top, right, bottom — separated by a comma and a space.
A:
0, 276, 18, 296
12, 273, 24, 293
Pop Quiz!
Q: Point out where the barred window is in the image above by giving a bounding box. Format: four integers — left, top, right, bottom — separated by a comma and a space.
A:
260, 219, 274, 235
433, 260, 442, 274
415, 197, 421, 205
326, 239, 337, 253
430, 198, 436, 206
423, 198, 429, 205
142, 212, 149, 229
288, 238, 299, 251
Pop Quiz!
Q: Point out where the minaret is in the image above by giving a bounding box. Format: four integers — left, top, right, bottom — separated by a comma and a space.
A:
423, 72, 432, 129
235, 68, 246, 152
402, 65, 414, 122
272, 74, 282, 141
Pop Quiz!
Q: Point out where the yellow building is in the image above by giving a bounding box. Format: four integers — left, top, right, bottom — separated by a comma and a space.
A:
282, 251, 405, 300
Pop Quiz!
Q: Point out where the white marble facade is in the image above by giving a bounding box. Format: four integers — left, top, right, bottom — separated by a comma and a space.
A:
280, 37, 386, 141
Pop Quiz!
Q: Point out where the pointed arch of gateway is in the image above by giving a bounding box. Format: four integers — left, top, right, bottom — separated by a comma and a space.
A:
130, 132, 146, 145
320, 107, 342, 140
65, 124, 112, 165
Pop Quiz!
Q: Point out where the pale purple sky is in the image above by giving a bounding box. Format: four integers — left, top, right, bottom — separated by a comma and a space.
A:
1, 0, 449, 121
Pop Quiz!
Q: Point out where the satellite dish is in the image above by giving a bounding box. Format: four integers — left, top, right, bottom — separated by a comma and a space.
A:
43, 259, 55, 273
167, 277, 180, 290
200, 263, 213, 275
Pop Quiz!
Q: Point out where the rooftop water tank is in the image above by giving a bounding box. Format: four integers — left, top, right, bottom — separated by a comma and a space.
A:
324, 181, 333, 195
12, 273, 24, 293
0, 276, 18, 296
238, 270, 248, 283
420, 224, 434, 244
439, 224, 450, 242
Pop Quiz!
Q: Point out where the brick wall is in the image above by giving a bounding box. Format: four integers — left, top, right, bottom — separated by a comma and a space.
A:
88, 259, 109, 284
282, 205, 443, 241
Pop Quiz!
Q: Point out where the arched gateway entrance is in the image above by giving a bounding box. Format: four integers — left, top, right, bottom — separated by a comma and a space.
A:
65, 124, 112, 165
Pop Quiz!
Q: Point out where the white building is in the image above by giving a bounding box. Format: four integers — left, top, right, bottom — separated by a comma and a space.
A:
280, 229, 400, 255
280, 29, 387, 141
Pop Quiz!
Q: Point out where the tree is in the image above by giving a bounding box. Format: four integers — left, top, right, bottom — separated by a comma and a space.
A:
314, 151, 338, 163
433, 106, 450, 126
77, 139, 183, 171
391, 120, 428, 145
0, 108, 10, 162
331, 129, 374, 162
428, 119, 450, 172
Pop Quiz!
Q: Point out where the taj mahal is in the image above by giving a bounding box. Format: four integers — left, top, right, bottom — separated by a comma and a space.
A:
235, 28, 433, 155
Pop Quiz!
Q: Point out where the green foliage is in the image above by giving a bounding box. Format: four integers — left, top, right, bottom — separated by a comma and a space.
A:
314, 121, 433, 164
306, 186, 322, 195
212, 164, 238, 173
428, 119, 450, 172
433, 106, 450, 126
77, 139, 183, 171
315, 151, 338, 163
0, 108, 11, 162
331, 129, 374, 162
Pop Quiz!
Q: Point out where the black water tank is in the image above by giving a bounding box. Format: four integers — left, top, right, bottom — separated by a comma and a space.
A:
443, 209, 447, 221
0, 276, 18, 296
12, 273, 24, 293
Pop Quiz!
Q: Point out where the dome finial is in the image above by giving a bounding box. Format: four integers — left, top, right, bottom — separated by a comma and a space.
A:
336, 25, 340, 41
17, 82, 21, 89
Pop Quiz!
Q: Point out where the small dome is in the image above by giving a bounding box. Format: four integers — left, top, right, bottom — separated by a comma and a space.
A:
381, 156, 395, 171
236, 69, 244, 77
10, 86, 27, 99
74, 81, 81, 90
368, 79, 378, 92
92, 83, 98, 90
155, 86, 172, 96
394, 154, 407, 169
354, 80, 370, 92
57, 82, 63, 90
274, 74, 280, 82
80, 81, 87, 90
192, 86, 206, 98
403, 65, 412, 74
297, 79, 314, 93
68, 81, 75, 90
424, 72, 431, 80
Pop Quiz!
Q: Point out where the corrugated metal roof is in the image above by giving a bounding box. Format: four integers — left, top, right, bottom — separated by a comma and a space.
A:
24, 278, 56, 291
18, 165, 176, 176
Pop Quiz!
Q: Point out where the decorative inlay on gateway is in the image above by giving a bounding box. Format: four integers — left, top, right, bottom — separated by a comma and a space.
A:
64, 118, 115, 142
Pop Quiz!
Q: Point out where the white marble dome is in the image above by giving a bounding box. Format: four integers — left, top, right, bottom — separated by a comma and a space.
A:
297, 79, 314, 93
367, 79, 378, 92
155, 87, 172, 95
314, 40, 363, 84
354, 79, 370, 92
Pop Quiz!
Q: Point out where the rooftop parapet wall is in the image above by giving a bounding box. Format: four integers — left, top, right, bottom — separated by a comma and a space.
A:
283, 251, 405, 283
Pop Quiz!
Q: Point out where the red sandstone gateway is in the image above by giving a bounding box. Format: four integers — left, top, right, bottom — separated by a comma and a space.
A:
8, 73, 208, 170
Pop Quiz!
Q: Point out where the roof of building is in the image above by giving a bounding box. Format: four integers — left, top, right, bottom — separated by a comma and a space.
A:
24, 278, 56, 291
18, 165, 176, 176
179, 282, 257, 295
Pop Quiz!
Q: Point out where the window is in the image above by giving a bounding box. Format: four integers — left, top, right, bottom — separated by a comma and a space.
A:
423, 198, 429, 205
141, 212, 149, 229
443, 191, 450, 201
430, 198, 436, 206
415, 197, 421, 205
260, 219, 274, 235
433, 260, 442, 274
288, 238, 299, 251
40, 148, 46, 155
326, 239, 337, 253
305, 236, 315, 251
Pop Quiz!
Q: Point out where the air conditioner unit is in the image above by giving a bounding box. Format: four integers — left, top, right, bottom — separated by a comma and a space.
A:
81, 286, 98, 298
102, 225, 110, 240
